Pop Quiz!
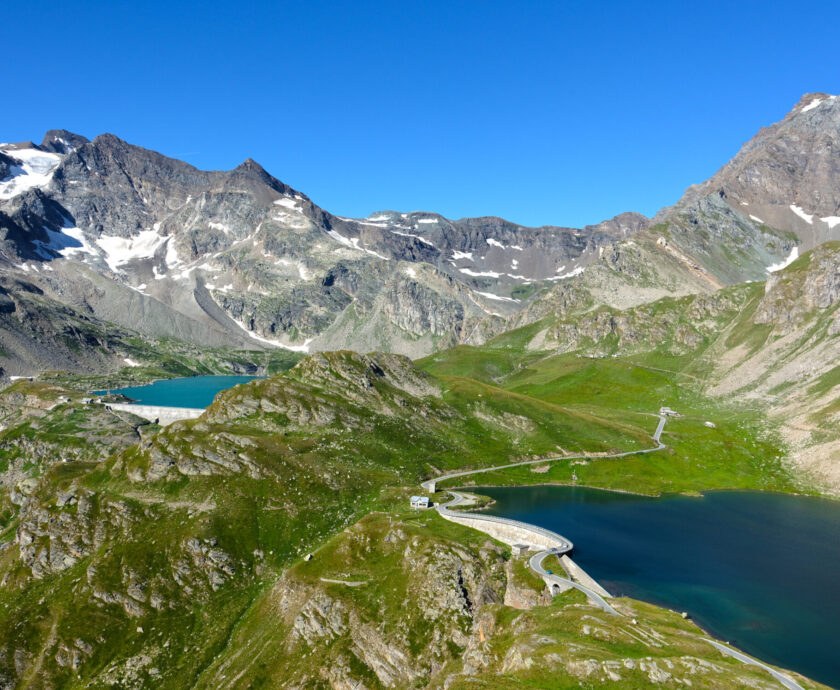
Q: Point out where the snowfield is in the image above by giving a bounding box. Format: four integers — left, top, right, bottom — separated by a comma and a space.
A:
0, 147, 62, 200
96, 230, 169, 272
767, 246, 799, 273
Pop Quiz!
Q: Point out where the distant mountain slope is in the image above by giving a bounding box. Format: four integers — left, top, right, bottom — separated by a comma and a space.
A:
0, 132, 645, 375
481, 241, 840, 491
1, 92, 838, 377
513, 93, 839, 327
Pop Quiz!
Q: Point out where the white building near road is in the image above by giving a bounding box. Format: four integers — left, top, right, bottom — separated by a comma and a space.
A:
410, 496, 429, 510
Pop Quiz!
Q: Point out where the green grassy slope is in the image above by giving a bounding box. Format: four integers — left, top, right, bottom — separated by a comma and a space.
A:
194, 500, 825, 689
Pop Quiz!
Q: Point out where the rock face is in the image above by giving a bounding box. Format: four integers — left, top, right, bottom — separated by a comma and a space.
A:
656, 92, 840, 251
754, 242, 840, 334
0, 131, 647, 373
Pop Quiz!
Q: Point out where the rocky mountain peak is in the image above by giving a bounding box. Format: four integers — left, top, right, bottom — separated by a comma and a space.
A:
229, 157, 302, 199
234, 157, 265, 173
39, 130, 89, 154
653, 92, 840, 253
793, 92, 837, 115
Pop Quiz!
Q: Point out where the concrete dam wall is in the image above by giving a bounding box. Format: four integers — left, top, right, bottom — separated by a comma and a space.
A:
107, 403, 204, 426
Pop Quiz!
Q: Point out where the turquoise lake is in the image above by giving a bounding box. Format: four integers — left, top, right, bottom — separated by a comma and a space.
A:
477, 485, 840, 687
96, 375, 260, 408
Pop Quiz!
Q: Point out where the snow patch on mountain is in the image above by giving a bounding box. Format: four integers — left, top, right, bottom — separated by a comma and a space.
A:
208, 222, 230, 234
326, 229, 390, 260
466, 293, 502, 317
230, 316, 313, 351
800, 96, 835, 113
334, 216, 389, 228
767, 246, 799, 273
0, 148, 62, 200
451, 250, 473, 261
822, 216, 840, 230
790, 205, 814, 224
391, 230, 435, 246
34, 225, 97, 260
165, 238, 182, 268
274, 197, 301, 211
549, 266, 585, 281
458, 267, 501, 278
96, 231, 168, 272
475, 291, 518, 303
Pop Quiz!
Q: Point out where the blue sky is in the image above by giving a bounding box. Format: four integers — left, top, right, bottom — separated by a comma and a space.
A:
4, 1, 839, 227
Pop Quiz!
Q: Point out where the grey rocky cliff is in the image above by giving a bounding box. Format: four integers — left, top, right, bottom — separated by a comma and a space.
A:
1, 93, 838, 374
656, 92, 840, 250
0, 130, 645, 373
754, 242, 840, 334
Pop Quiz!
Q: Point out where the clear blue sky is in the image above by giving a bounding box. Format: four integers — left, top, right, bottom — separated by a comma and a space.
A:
4, 1, 839, 227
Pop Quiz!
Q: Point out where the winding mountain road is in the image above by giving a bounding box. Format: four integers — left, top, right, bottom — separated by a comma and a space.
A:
423, 414, 669, 614
529, 549, 620, 615
421, 413, 666, 494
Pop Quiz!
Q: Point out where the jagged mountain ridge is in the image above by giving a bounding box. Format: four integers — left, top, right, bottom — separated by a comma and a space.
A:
509, 92, 840, 329
0, 131, 647, 376
1, 92, 839, 377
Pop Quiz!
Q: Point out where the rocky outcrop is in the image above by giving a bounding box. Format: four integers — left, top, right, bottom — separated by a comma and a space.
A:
656, 92, 840, 251
754, 242, 840, 333
15, 489, 135, 578
203, 351, 444, 430
530, 286, 747, 356
503, 558, 552, 609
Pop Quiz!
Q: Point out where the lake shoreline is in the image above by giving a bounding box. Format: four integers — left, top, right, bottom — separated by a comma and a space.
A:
450, 480, 835, 501
95, 375, 262, 409
475, 484, 840, 687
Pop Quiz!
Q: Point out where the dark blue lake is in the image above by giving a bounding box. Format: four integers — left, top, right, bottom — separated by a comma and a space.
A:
476, 485, 840, 687
96, 375, 260, 408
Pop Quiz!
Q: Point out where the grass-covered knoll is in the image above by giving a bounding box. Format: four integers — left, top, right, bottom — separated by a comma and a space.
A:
421, 345, 803, 496
199, 350, 655, 481
195, 500, 824, 689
